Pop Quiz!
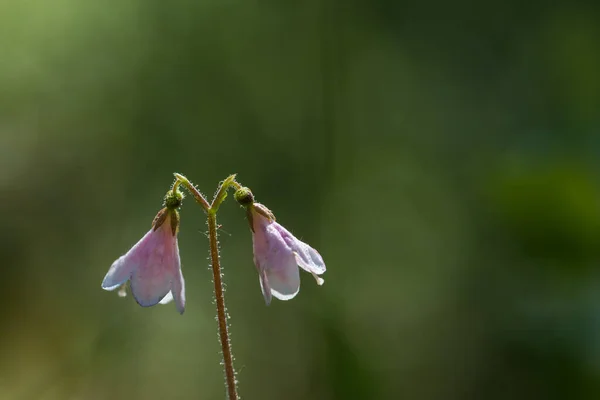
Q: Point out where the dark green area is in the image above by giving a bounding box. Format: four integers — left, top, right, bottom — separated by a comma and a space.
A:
1, 0, 599, 398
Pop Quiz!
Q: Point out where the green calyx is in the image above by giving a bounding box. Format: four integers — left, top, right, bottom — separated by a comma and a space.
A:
152, 208, 180, 236
244, 203, 275, 233
165, 188, 184, 210
234, 187, 254, 206
169, 209, 180, 235
252, 202, 275, 221
152, 208, 169, 230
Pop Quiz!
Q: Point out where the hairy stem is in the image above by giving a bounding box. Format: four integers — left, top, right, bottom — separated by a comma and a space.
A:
175, 172, 240, 398
171, 180, 181, 194
211, 174, 238, 213
173, 173, 210, 211
207, 209, 238, 400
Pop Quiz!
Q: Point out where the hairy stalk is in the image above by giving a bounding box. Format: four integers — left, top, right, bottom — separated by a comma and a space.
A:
174, 173, 240, 399
208, 209, 238, 400
173, 173, 210, 211
208, 175, 240, 399
171, 180, 181, 194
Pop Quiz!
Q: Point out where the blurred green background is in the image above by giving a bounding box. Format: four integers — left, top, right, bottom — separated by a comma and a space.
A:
1, 0, 600, 399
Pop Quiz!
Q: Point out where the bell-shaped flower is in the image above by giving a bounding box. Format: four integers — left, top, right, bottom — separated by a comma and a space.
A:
249, 203, 326, 305
101, 207, 186, 314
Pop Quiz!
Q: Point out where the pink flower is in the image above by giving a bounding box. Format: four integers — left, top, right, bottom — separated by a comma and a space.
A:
250, 204, 326, 305
101, 208, 186, 314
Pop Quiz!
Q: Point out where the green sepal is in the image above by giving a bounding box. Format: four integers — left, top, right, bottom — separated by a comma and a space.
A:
169, 209, 180, 236
152, 207, 169, 231
252, 203, 275, 222
245, 207, 254, 232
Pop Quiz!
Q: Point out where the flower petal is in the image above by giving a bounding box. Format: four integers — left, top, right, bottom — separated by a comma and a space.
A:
277, 227, 326, 275
172, 259, 186, 314
102, 229, 157, 291
130, 271, 172, 307
129, 228, 176, 307
159, 292, 173, 304
102, 255, 138, 291
266, 257, 300, 301
258, 268, 272, 305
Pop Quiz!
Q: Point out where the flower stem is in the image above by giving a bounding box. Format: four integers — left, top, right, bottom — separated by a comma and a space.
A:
175, 172, 240, 398
211, 174, 238, 213
171, 179, 181, 194
173, 173, 210, 212
207, 209, 238, 400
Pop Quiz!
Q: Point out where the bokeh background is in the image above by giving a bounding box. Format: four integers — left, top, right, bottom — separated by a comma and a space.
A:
1, 0, 600, 399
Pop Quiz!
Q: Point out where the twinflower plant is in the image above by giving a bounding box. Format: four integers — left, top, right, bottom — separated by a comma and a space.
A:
101, 174, 327, 400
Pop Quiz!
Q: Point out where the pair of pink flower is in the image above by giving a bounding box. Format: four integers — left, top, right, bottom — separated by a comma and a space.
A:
101, 204, 326, 312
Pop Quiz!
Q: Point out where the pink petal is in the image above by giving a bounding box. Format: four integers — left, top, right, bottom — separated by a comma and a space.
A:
265, 256, 300, 301
171, 255, 186, 314
277, 225, 326, 275
101, 229, 156, 291
258, 268, 272, 305
250, 209, 320, 303
101, 212, 186, 314
129, 226, 177, 308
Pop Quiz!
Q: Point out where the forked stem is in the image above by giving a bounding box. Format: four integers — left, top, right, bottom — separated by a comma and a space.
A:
174, 173, 240, 399
173, 173, 210, 211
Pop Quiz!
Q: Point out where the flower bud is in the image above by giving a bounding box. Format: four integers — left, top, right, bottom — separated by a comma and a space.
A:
234, 187, 254, 206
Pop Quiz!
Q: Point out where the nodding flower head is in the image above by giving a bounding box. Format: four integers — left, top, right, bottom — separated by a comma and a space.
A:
249, 203, 326, 305
101, 191, 186, 314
